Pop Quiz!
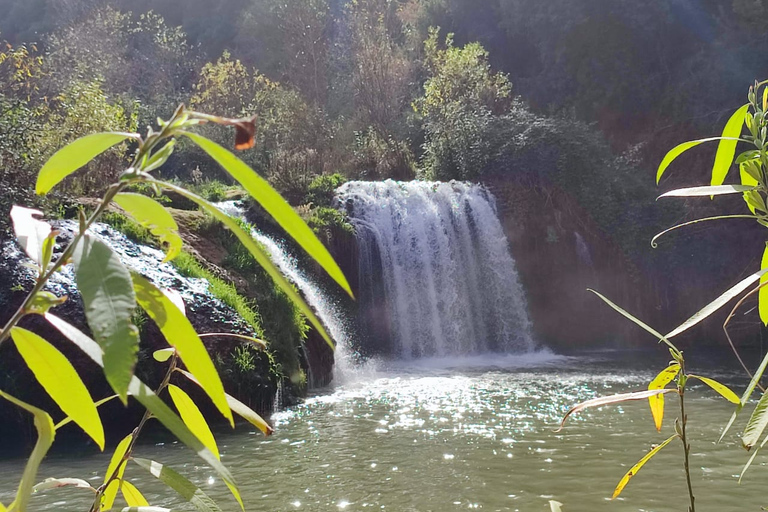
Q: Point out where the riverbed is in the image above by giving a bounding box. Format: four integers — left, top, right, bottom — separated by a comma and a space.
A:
2, 351, 764, 512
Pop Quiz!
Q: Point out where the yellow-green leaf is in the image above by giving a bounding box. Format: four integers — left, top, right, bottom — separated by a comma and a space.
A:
151, 179, 335, 350
168, 385, 219, 459
153, 348, 175, 362
712, 104, 750, 186
182, 132, 352, 298
689, 375, 740, 404
131, 273, 232, 426
121, 481, 149, 507
132, 459, 223, 512
113, 193, 182, 262
761, 244, 768, 326
36, 132, 135, 195
0, 391, 55, 512
102, 433, 133, 511
657, 136, 744, 184
613, 434, 677, 499
55, 395, 118, 430
647, 364, 680, 431
10, 327, 104, 449
719, 349, 768, 443
73, 235, 138, 402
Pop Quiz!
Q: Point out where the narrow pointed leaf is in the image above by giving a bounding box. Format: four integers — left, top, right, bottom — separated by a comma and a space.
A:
133, 459, 222, 512
648, 364, 680, 431
120, 508, 173, 512
121, 481, 149, 507
612, 434, 677, 499
101, 433, 133, 511
36, 132, 135, 194
73, 235, 138, 402
689, 375, 740, 404
743, 390, 768, 449
10, 327, 104, 449
131, 273, 232, 426
0, 391, 55, 512
152, 180, 335, 350
657, 136, 746, 184
168, 385, 219, 459
651, 215, 757, 247
657, 185, 755, 198
740, 431, 768, 482
44, 313, 240, 502
666, 268, 768, 339
557, 389, 676, 432
182, 132, 352, 297
720, 350, 768, 443
761, 245, 768, 326
177, 369, 273, 436
549, 501, 563, 512
10, 206, 52, 267
55, 395, 118, 430
113, 193, 182, 262
32, 478, 95, 493
711, 104, 750, 186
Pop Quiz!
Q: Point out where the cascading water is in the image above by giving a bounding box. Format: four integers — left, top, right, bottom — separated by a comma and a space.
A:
337, 180, 535, 359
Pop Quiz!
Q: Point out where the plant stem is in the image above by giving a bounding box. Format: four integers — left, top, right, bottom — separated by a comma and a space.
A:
678, 375, 696, 512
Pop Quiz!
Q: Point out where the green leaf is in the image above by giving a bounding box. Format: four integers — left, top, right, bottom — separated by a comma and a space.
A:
73, 235, 138, 402
32, 478, 95, 493
10, 327, 104, 449
0, 391, 55, 512
26, 291, 67, 316
587, 289, 679, 354
657, 136, 746, 184
36, 132, 135, 195
10, 206, 52, 268
556, 389, 676, 432
177, 369, 273, 436
55, 395, 118, 430
113, 193, 182, 262
651, 215, 757, 248
720, 349, 768, 443
612, 434, 677, 499
689, 375, 740, 403
101, 433, 133, 511
665, 267, 768, 339
657, 184, 755, 199
740, 431, 768, 482
142, 140, 176, 172
44, 313, 240, 504
132, 459, 222, 512
761, 245, 768, 327
168, 385, 219, 459
182, 132, 352, 298
131, 273, 232, 426
711, 104, 751, 187
121, 481, 149, 507
152, 348, 175, 362
648, 364, 680, 431
151, 179, 335, 350
743, 390, 768, 449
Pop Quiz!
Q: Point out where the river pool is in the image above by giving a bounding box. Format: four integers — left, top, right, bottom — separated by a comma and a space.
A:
1, 351, 764, 512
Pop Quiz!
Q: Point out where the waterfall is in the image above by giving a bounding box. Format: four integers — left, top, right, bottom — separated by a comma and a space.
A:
337, 180, 535, 359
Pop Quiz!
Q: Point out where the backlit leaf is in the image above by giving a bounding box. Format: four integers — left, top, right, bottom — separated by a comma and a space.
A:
549, 501, 563, 512
740, 431, 768, 482
665, 268, 768, 339
689, 375, 740, 404
133, 459, 222, 512
761, 245, 768, 326
73, 235, 138, 402
113, 193, 182, 262
648, 364, 680, 431
152, 348, 175, 362
657, 137, 745, 184
651, 215, 757, 248
131, 273, 232, 425
168, 385, 219, 459
120, 508, 172, 512
101, 433, 133, 511
743, 390, 768, 449
0, 391, 55, 512
657, 184, 755, 199
556, 389, 676, 432
152, 180, 335, 350
711, 104, 750, 186
720, 350, 768, 443
10, 206, 52, 268
10, 327, 104, 449
612, 434, 677, 499
121, 481, 149, 507
36, 132, 135, 195
182, 132, 352, 297
32, 478, 95, 493
55, 395, 118, 430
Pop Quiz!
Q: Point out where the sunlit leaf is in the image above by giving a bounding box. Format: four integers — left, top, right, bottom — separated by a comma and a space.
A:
711, 104, 750, 187
36, 132, 135, 195
648, 364, 680, 431
168, 385, 219, 459
10, 327, 104, 449
131, 273, 232, 426
743, 390, 768, 449
740, 431, 768, 482
720, 350, 768, 443
55, 395, 118, 430
688, 375, 740, 404
761, 245, 768, 327
651, 215, 757, 248
26, 291, 67, 316
549, 500, 563, 512
10, 206, 52, 268
198, 333, 266, 349
665, 268, 768, 339
177, 369, 273, 436
0, 391, 55, 512
142, 139, 176, 172
612, 434, 677, 499
152, 348, 175, 362
556, 389, 676, 432
101, 433, 133, 511
119, 508, 172, 512
151, 179, 335, 350
73, 235, 138, 402
44, 313, 240, 502
182, 132, 352, 297
32, 478, 95, 494
121, 481, 149, 507
657, 136, 746, 184
113, 193, 182, 262
133, 459, 222, 512
657, 185, 755, 199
